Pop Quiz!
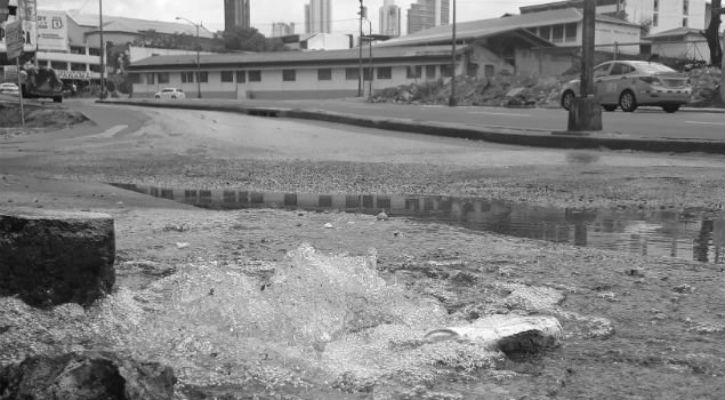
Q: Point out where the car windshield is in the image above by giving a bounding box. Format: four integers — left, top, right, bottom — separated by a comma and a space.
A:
634, 63, 676, 74
162, 89, 174, 93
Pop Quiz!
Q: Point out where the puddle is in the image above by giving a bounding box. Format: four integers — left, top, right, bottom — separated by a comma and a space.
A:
112, 183, 725, 265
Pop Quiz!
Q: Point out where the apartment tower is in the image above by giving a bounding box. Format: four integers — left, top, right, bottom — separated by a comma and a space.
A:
224, 0, 251, 31
379, 0, 402, 37
305, 0, 332, 34
407, 0, 450, 35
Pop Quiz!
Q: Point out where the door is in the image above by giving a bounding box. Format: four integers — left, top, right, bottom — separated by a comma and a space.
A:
601, 62, 632, 104
592, 63, 612, 102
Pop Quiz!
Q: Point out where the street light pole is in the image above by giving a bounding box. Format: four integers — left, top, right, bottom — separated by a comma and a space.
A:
176, 16, 203, 99
448, 0, 456, 107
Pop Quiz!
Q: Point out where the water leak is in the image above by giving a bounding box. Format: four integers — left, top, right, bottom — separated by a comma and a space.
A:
112, 183, 725, 265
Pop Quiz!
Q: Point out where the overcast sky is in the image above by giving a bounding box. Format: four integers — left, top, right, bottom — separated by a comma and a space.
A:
45, 0, 555, 36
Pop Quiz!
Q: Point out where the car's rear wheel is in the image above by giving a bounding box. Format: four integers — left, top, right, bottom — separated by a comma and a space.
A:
561, 90, 575, 111
662, 105, 680, 113
602, 104, 618, 112
619, 90, 637, 112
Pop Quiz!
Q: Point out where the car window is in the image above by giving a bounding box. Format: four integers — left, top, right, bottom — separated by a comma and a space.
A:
162, 89, 173, 93
634, 63, 676, 74
609, 63, 631, 75
177, 89, 184, 93
593, 64, 610, 78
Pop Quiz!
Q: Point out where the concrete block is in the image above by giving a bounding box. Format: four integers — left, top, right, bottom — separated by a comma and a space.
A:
0, 208, 115, 308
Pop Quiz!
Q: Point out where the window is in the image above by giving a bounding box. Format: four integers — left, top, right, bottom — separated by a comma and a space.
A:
181, 72, 194, 83
89, 64, 102, 73
653, 0, 659, 12
406, 65, 422, 79
198, 71, 208, 83
236, 71, 246, 83
70, 46, 85, 55
318, 68, 332, 80
609, 63, 632, 75
593, 63, 610, 78
653, 13, 658, 27
440, 64, 453, 77
363, 67, 373, 81
70, 63, 85, 72
564, 23, 577, 42
88, 47, 101, 56
539, 26, 551, 41
345, 68, 359, 80
683, 0, 688, 15
158, 72, 170, 84
128, 74, 141, 84
147, 73, 156, 84
377, 67, 392, 80
248, 70, 261, 82
282, 69, 296, 81
221, 71, 234, 82
484, 64, 495, 77
552, 24, 564, 43
682, 17, 688, 27
467, 63, 479, 77
425, 65, 436, 79
51, 61, 68, 70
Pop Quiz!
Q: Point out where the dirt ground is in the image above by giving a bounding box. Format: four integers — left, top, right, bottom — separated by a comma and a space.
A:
1, 103, 725, 399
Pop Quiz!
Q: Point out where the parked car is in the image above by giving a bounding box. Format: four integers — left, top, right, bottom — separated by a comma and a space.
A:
0, 82, 20, 97
19, 67, 64, 103
154, 88, 186, 99
560, 60, 692, 113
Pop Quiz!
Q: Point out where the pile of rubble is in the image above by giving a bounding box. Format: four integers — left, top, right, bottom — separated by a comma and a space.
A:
371, 67, 723, 108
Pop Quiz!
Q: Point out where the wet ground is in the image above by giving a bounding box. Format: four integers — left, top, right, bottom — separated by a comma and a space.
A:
2, 104, 725, 399
114, 183, 725, 265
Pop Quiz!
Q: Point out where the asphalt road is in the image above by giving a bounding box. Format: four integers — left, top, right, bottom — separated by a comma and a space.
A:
244, 99, 725, 142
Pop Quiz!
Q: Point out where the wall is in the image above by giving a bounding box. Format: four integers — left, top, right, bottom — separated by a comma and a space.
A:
468, 45, 514, 78
651, 35, 710, 60
626, 0, 706, 33
594, 20, 641, 54
516, 48, 575, 77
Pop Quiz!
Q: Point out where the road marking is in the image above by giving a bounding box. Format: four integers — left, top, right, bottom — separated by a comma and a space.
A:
468, 111, 533, 117
684, 121, 724, 126
92, 125, 129, 138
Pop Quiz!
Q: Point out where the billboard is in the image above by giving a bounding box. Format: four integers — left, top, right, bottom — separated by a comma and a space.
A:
37, 10, 67, 51
0, 0, 37, 54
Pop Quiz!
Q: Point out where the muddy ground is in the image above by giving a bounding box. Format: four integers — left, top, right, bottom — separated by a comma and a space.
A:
1, 102, 725, 399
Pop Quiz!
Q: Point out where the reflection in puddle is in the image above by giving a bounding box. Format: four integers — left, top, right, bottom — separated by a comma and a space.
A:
112, 183, 725, 265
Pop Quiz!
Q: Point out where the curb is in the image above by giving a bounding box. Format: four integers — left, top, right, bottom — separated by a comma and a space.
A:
98, 100, 725, 155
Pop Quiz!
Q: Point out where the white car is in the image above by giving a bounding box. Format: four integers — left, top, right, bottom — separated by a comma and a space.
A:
154, 88, 186, 100
0, 82, 20, 97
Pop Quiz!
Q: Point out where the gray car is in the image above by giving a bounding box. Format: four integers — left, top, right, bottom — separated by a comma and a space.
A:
560, 61, 692, 113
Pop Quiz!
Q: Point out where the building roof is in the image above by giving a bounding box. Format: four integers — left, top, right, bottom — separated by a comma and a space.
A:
379, 8, 638, 48
645, 27, 703, 40
129, 44, 467, 71
65, 11, 216, 39
519, 0, 620, 14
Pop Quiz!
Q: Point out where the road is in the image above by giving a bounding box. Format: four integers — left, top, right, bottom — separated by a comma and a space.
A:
242, 99, 725, 142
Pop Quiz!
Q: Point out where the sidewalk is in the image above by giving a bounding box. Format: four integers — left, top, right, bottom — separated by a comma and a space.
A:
99, 98, 725, 155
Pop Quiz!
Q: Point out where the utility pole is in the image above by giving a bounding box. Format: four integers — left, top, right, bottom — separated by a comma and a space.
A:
358, 0, 364, 97
567, 0, 602, 132
367, 19, 373, 99
99, 0, 105, 99
448, 0, 457, 107
177, 17, 203, 98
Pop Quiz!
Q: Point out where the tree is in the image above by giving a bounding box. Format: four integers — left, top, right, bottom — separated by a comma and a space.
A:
221, 27, 286, 52
701, 0, 722, 67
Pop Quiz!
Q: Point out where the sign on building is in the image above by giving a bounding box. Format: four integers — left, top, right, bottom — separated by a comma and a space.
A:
0, 0, 9, 23
5, 19, 24, 59
37, 10, 68, 51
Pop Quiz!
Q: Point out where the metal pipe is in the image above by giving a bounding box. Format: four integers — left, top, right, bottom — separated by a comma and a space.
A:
368, 19, 373, 99
99, 0, 105, 99
358, 0, 364, 97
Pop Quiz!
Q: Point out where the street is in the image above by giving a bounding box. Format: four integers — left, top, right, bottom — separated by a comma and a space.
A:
238, 98, 725, 141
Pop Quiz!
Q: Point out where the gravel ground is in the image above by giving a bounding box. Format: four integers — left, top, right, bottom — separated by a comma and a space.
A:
1, 104, 725, 399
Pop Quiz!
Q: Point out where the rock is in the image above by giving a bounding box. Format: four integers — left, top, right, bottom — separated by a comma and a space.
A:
0, 208, 115, 308
175, 242, 190, 249
376, 211, 389, 221
0, 352, 176, 400
423, 315, 563, 356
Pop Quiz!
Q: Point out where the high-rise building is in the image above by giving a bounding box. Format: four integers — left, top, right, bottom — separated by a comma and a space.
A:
305, 0, 332, 34
271, 22, 296, 37
407, 0, 450, 35
224, 0, 251, 32
379, 0, 402, 37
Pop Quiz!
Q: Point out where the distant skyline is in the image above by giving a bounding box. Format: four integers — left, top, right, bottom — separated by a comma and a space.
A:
46, 0, 559, 36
